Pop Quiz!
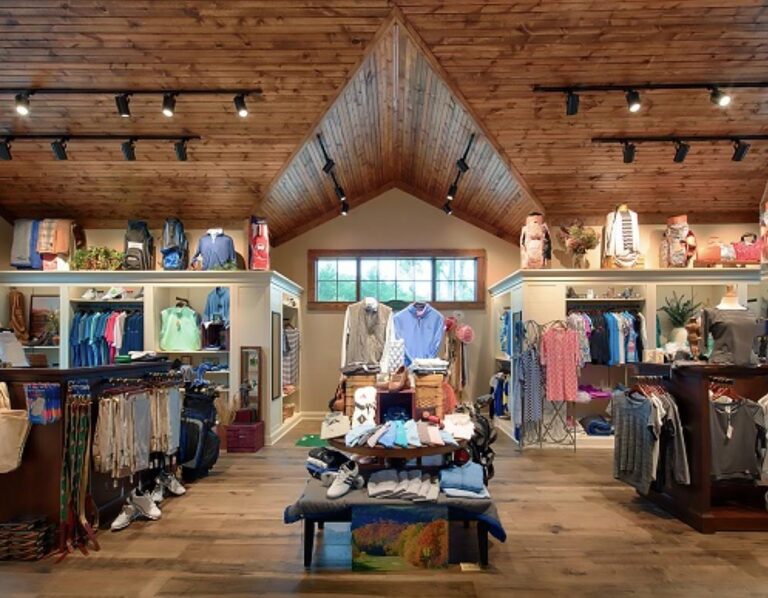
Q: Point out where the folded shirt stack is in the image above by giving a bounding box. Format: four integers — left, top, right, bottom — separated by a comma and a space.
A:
439, 461, 489, 499
409, 358, 449, 375
345, 423, 377, 447
367, 469, 440, 502
443, 413, 475, 441
341, 362, 381, 376
346, 419, 459, 449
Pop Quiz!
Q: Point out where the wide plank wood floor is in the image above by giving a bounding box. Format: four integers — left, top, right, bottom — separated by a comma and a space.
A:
2, 420, 768, 597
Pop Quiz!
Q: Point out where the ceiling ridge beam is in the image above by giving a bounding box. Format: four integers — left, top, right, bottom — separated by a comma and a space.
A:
389, 3, 546, 216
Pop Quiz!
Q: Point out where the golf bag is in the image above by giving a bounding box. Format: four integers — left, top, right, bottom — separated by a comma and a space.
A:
179, 384, 220, 481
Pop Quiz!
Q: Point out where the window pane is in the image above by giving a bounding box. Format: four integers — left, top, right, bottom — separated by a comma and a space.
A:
456, 259, 476, 281
436, 259, 454, 281
436, 281, 454, 301
378, 282, 396, 302
338, 259, 357, 281
413, 259, 432, 281
455, 280, 475, 301
360, 281, 377, 298
396, 259, 414, 280
396, 280, 414, 301
317, 281, 337, 301
415, 281, 432, 301
317, 259, 337, 281
379, 260, 396, 280
338, 281, 357, 301
360, 259, 378, 281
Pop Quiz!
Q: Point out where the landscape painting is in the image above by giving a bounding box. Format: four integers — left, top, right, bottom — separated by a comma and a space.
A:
351, 505, 448, 571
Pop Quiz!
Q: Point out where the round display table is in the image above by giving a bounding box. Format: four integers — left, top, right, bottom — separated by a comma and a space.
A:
327, 437, 466, 467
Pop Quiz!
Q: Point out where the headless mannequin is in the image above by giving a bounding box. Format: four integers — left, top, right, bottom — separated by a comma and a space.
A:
716, 285, 746, 311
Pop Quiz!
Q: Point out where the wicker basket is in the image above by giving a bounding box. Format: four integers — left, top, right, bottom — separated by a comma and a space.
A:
344, 374, 377, 417
414, 374, 445, 420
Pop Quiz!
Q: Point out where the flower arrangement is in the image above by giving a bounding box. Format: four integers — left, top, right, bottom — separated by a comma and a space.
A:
557, 220, 600, 256
70, 247, 124, 271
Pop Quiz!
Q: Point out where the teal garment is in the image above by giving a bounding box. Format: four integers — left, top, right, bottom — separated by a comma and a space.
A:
394, 421, 408, 448
404, 419, 422, 447
159, 305, 202, 351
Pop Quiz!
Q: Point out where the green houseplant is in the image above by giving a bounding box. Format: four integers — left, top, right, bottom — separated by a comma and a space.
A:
658, 292, 702, 345
557, 220, 600, 269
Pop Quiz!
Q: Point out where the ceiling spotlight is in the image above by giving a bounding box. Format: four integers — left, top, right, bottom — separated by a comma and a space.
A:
340, 200, 350, 216
174, 139, 188, 161
115, 93, 131, 118
14, 92, 30, 116
322, 158, 335, 174
625, 89, 641, 113
442, 202, 453, 215
622, 142, 636, 163
121, 139, 136, 161
673, 140, 690, 163
162, 92, 177, 117
335, 185, 346, 202
456, 157, 470, 173
710, 87, 731, 107
732, 140, 750, 161
51, 138, 67, 160
0, 139, 11, 161
234, 93, 248, 117
446, 183, 458, 201
565, 90, 580, 116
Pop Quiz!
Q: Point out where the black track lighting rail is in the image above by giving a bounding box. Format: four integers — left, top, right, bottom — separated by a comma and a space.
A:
316, 132, 348, 213
592, 134, 768, 144
534, 82, 768, 93
0, 87, 262, 96
0, 134, 201, 141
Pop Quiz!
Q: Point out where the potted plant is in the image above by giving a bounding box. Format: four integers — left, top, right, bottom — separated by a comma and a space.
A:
557, 220, 600, 269
658, 292, 702, 345
44, 310, 60, 346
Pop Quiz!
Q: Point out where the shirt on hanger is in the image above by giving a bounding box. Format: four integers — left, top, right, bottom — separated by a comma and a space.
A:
193, 230, 237, 270
392, 303, 445, 366
203, 287, 230, 324
159, 305, 202, 352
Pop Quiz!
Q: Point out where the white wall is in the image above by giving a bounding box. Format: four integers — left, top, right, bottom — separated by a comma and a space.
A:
271, 188, 520, 412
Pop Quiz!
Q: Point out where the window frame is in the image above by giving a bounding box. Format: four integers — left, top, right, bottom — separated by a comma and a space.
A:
307, 249, 487, 311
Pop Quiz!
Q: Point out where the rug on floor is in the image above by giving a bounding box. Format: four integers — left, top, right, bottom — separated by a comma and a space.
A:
295, 434, 327, 447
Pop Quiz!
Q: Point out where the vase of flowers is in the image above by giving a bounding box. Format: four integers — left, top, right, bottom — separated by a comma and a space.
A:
557, 220, 599, 269
659, 292, 702, 346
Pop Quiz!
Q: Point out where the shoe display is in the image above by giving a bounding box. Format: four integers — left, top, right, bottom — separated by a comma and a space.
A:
131, 490, 162, 520
111, 502, 138, 531
81, 288, 99, 300
308, 447, 349, 471
327, 462, 364, 499
100, 286, 126, 301
150, 482, 165, 504
160, 472, 186, 496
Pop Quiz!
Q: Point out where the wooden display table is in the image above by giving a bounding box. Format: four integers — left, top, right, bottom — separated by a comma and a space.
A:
328, 437, 466, 465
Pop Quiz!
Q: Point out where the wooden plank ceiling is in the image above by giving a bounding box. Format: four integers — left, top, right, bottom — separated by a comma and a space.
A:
0, 1, 765, 244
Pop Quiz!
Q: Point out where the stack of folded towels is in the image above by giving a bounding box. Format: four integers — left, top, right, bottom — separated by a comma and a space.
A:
439, 461, 489, 499
367, 469, 440, 502
345, 419, 458, 448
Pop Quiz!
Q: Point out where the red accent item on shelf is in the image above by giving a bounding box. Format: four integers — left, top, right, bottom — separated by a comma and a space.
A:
248, 216, 270, 271
226, 422, 264, 453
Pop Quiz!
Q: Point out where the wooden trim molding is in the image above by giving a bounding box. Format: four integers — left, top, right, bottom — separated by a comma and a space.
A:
308, 248, 487, 311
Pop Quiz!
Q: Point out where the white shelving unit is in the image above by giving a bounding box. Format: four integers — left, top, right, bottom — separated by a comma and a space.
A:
0, 270, 302, 444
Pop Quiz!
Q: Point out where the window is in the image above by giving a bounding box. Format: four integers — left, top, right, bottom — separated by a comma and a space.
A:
308, 250, 486, 310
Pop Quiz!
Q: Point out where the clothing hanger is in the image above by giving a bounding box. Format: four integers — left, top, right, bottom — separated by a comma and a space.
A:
175, 297, 189, 308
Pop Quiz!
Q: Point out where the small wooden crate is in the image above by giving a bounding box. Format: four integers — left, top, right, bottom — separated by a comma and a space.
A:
226, 422, 264, 453
414, 374, 445, 420
344, 374, 377, 417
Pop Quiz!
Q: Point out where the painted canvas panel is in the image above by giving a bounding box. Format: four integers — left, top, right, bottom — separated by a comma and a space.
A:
351, 505, 448, 571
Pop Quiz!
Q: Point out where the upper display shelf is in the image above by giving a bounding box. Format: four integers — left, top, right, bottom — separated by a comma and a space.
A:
489, 268, 760, 296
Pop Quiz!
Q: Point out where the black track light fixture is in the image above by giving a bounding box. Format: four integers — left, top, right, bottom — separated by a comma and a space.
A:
15, 92, 30, 116
622, 141, 636, 163
456, 157, 470, 173
162, 92, 177, 117
234, 93, 248, 118
732, 140, 750, 161
322, 158, 335, 174
565, 90, 580, 116
446, 182, 458, 201
442, 202, 453, 215
625, 90, 641, 113
121, 139, 136, 161
174, 139, 188, 161
340, 200, 350, 216
456, 133, 475, 172
335, 184, 346, 202
673, 140, 690, 163
0, 139, 11, 161
51, 138, 68, 160
115, 93, 131, 118
709, 87, 731, 107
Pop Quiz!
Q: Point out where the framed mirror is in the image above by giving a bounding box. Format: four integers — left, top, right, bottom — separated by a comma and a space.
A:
240, 346, 262, 420
271, 311, 282, 401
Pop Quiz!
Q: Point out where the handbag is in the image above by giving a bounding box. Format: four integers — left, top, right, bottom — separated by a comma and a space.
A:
320, 412, 351, 440
697, 236, 725, 265
0, 382, 31, 474
733, 233, 762, 263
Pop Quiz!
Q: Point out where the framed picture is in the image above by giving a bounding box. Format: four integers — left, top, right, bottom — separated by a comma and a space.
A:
29, 295, 60, 344
352, 505, 449, 571
240, 346, 262, 418
271, 311, 282, 401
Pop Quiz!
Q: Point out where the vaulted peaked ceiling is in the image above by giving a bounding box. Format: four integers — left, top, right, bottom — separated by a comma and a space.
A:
262, 15, 539, 244
0, 1, 765, 244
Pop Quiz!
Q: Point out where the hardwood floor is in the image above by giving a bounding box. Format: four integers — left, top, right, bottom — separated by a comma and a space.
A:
2, 420, 768, 597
